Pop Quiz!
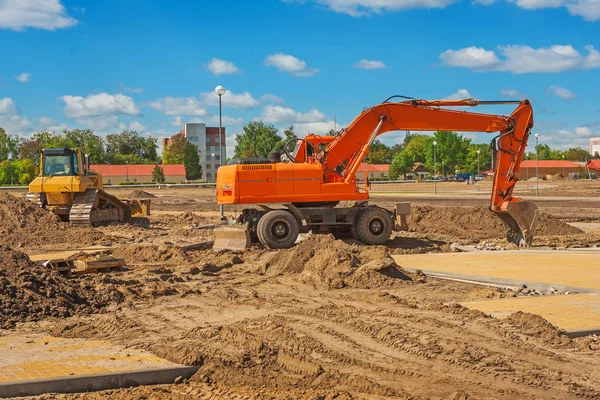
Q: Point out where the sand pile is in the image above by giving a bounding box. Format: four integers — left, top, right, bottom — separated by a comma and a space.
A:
408, 206, 582, 242
128, 190, 156, 199
0, 193, 103, 248
111, 244, 189, 264
264, 235, 412, 288
0, 246, 125, 328
507, 311, 571, 346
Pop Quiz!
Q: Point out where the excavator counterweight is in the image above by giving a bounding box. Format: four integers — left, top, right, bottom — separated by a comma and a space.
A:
214, 97, 538, 249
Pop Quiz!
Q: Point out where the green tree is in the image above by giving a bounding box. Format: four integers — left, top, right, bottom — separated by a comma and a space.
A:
0, 128, 18, 162
403, 134, 429, 164
162, 132, 202, 180
423, 131, 470, 174
152, 165, 165, 183
14, 158, 36, 185
565, 147, 591, 162
365, 140, 393, 164
64, 129, 106, 164
234, 121, 283, 158
389, 150, 414, 180
0, 160, 16, 184
464, 144, 492, 174
18, 131, 74, 166
275, 125, 298, 153
105, 130, 159, 164
535, 144, 552, 160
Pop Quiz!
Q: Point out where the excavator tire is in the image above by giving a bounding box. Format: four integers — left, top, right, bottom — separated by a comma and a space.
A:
69, 189, 132, 226
257, 210, 299, 249
352, 206, 393, 245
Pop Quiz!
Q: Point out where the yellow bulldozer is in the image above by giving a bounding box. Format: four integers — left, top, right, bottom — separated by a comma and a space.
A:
26, 148, 149, 225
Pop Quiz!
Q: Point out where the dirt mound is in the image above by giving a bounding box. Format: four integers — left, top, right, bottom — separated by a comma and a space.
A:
128, 190, 156, 199
111, 244, 189, 264
0, 192, 103, 248
408, 206, 582, 242
507, 311, 571, 346
0, 246, 125, 328
264, 235, 412, 288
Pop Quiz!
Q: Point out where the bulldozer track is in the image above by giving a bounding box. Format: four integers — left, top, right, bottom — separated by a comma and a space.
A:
25, 192, 45, 207
69, 189, 131, 226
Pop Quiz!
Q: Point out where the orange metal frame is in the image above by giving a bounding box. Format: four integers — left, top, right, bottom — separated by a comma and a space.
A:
217, 98, 533, 216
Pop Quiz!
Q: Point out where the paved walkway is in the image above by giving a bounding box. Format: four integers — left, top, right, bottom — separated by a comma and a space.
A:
392, 251, 600, 335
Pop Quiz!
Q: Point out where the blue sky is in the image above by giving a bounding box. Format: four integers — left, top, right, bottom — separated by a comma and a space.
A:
1, 0, 599, 156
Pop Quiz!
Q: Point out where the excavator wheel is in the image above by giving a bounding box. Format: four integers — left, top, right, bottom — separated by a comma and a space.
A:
257, 210, 299, 249
352, 206, 394, 245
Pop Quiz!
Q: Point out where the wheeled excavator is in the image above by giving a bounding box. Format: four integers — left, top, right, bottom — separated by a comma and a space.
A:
26, 148, 149, 225
214, 96, 539, 250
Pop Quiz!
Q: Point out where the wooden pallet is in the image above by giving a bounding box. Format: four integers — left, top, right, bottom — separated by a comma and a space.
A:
73, 256, 126, 275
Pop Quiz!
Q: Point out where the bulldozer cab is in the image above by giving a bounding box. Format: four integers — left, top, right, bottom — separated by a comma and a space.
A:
40, 148, 84, 177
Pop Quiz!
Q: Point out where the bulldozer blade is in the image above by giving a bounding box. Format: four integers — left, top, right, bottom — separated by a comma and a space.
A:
496, 200, 539, 247
212, 227, 251, 251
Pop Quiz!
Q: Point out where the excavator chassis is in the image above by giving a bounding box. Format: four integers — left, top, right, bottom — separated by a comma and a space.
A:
213, 202, 411, 251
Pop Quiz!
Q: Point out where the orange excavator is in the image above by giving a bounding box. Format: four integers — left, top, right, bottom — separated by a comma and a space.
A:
214, 96, 538, 249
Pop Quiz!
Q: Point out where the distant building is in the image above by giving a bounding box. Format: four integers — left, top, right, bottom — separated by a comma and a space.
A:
591, 137, 600, 157
91, 164, 186, 185
407, 162, 429, 180
183, 123, 226, 181
355, 163, 390, 180
588, 160, 600, 174
518, 160, 581, 179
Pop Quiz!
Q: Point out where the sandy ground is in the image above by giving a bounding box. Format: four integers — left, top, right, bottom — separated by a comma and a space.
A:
2, 180, 600, 399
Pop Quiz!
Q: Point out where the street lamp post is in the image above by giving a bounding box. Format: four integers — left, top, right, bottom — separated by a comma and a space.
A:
535, 133, 540, 196
214, 85, 226, 220
211, 153, 215, 192
442, 161, 445, 178
433, 141, 437, 194
477, 149, 481, 192
562, 155, 566, 187
526, 152, 530, 190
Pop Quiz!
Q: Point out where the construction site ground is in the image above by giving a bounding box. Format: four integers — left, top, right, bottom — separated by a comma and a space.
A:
2, 180, 600, 399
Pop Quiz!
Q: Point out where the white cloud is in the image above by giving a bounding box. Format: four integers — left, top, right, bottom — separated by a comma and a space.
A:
445, 88, 474, 100
0, 0, 78, 31
293, 121, 339, 137
290, 0, 456, 16
260, 94, 285, 104
265, 53, 319, 77
574, 126, 593, 136
16, 72, 31, 83
60, 93, 141, 118
0, 98, 19, 115
261, 105, 327, 124
74, 116, 121, 132
545, 85, 577, 100
500, 88, 524, 97
124, 87, 144, 94
0, 115, 32, 134
128, 121, 147, 131
205, 58, 241, 75
354, 59, 387, 69
200, 91, 260, 109
38, 117, 67, 133
205, 115, 245, 125
147, 96, 207, 116
171, 116, 183, 127
440, 44, 600, 73
474, 0, 600, 21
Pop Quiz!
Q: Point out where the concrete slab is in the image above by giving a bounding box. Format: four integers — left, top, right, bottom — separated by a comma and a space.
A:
461, 293, 600, 337
0, 334, 197, 398
392, 252, 600, 292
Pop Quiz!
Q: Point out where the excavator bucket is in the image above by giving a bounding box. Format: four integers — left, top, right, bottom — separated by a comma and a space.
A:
496, 200, 540, 247
212, 227, 252, 251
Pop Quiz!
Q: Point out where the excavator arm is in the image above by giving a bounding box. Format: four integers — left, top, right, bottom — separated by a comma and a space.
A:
320, 98, 537, 246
